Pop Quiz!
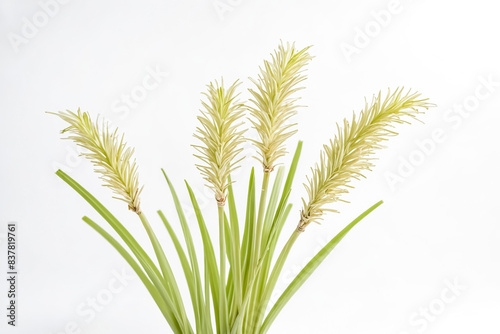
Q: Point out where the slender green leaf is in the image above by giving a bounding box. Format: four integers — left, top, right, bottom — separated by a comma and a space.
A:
224, 214, 235, 322
253, 203, 292, 314
56, 170, 162, 279
158, 210, 205, 331
217, 205, 229, 333
185, 181, 221, 333
204, 256, 213, 333
162, 170, 204, 332
56, 170, 187, 333
261, 166, 285, 247
241, 168, 256, 290
227, 175, 242, 322
281, 141, 303, 201
260, 200, 384, 333
139, 213, 192, 333
82, 216, 181, 332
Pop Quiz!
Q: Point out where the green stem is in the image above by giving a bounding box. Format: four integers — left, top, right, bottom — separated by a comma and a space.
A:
218, 205, 229, 333
254, 228, 301, 330
245, 171, 271, 330
227, 177, 242, 325
254, 171, 271, 262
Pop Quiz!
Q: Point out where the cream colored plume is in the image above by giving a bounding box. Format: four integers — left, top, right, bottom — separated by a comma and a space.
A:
193, 80, 246, 206
248, 42, 312, 172
52, 109, 143, 213
300, 88, 434, 230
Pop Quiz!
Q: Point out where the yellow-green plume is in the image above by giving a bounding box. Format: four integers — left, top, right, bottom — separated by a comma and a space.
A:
300, 88, 434, 231
52, 109, 143, 213
193, 80, 246, 206
248, 42, 312, 172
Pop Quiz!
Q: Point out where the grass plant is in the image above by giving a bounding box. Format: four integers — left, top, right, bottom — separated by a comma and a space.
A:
52, 42, 433, 334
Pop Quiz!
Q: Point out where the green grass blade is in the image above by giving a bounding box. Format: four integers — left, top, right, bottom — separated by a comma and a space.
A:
253, 203, 292, 312
227, 175, 242, 320
55, 170, 163, 280
264, 140, 302, 262
158, 210, 193, 280
259, 141, 302, 282
261, 167, 285, 247
260, 200, 384, 334
162, 170, 204, 331
139, 213, 192, 333
158, 210, 205, 331
281, 141, 303, 202
256, 191, 293, 310
230, 245, 269, 334
264, 140, 302, 248
204, 256, 214, 333
224, 214, 235, 273
56, 170, 190, 329
226, 267, 235, 320
185, 181, 221, 333
82, 216, 181, 332
241, 168, 256, 290
56, 170, 186, 332
245, 169, 273, 330
264, 199, 292, 269
217, 205, 229, 333
253, 171, 270, 272
224, 214, 235, 320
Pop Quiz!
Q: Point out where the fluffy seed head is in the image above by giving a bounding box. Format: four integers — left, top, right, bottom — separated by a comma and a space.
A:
52, 109, 143, 213
248, 42, 312, 172
299, 88, 434, 230
193, 79, 246, 206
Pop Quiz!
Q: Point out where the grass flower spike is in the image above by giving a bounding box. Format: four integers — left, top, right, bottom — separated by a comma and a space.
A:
52, 109, 143, 213
249, 42, 312, 172
193, 80, 246, 206
300, 88, 434, 230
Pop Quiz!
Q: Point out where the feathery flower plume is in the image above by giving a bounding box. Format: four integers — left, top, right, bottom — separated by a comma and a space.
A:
52, 109, 143, 213
193, 79, 246, 206
248, 42, 312, 172
300, 88, 434, 231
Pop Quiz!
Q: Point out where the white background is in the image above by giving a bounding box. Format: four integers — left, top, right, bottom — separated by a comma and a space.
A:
1, 0, 499, 333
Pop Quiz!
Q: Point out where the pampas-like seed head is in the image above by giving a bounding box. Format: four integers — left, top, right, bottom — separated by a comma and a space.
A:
299, 88, 434, 231
248, 42, 312, 173
52, 109, 143, 213
193, 79, 246, 206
